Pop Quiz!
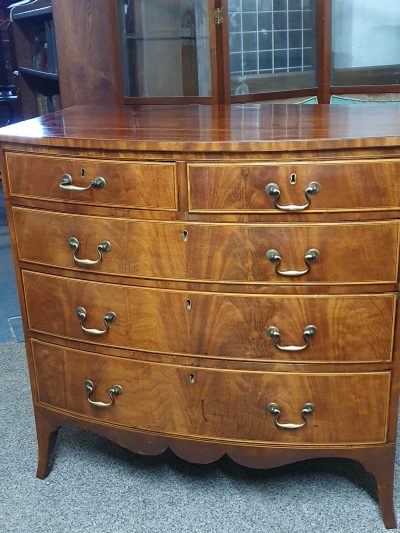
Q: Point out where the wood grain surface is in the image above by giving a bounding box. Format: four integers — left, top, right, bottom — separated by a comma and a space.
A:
52, 0, 122, 107
13, 208, 400, 285
22, 270, 395, 363
6, 153, 178, 211
188, 159, 400, 213
32, 340, 391, 446
1, 104, 400, 152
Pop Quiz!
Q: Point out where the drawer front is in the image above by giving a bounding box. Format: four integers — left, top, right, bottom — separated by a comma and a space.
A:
13, 208, 399, 285
6, 152, 177, 210
32, 340, 390, 445
23, 271, 395, 362
188, 160, 400, 213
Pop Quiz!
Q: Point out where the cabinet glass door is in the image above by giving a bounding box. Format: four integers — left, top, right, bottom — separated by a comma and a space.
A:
228, 0, 317, 96
331, 0, 400, 87
118, 0, 212, 98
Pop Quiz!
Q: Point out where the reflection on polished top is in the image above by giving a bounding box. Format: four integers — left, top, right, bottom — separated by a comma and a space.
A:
1, 104, 400, 151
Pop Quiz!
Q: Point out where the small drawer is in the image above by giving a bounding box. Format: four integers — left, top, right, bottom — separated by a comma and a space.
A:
23, 271, 395, 363
14, 208, 400, 285
187, 160, 400, 213
32, 340, 390, 445
6, 152, 177, 211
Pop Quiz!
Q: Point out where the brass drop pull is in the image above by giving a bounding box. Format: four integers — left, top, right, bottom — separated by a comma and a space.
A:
68, 236, 111, 266
266, 402, 315, 429
60, 173, 106, 191
265, 181, 320, 211
266, 248, 319, 277
266, 325, 317, 352
84, 379, 122, 408
76, 307, 116, 336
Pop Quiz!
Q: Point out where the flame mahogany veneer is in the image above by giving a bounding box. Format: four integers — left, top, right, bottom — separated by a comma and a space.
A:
1, 104, 400, 529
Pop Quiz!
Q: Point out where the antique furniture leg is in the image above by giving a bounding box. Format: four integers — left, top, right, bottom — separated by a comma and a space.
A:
35, 409, 60, 480
361, 447, 397, 529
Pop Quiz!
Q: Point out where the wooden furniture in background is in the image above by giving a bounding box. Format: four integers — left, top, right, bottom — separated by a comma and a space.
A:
0, 1, 19, 125
52, 0, 122, 108
10, 0, 60, 118
9, 1, 400, 114
10, 0, 123, 117
1, 103, 400, 529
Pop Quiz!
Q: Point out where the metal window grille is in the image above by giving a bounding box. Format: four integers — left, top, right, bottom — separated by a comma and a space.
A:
228, 0, 314, 77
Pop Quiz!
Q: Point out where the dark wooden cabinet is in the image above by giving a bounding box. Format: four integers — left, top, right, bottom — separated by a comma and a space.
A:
11, 0, 121, 117
10, 0, 61, 118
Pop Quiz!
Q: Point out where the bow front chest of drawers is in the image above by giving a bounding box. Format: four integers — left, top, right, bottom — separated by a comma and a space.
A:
2, 104, 400, 529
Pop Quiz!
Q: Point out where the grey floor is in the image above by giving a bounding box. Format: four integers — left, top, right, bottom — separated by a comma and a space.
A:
0, 183, 23, 342
1, 187, 399, 533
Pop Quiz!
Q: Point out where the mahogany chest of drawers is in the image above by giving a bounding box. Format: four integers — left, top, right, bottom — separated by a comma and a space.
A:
1, 103, 400, 529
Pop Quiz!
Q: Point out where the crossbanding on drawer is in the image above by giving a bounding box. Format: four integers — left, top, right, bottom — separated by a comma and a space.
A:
6, 152, 178, 210
23, 271, 395, 362
13, 208, 400, 285
187, 159, 400, 213
32, 340, 391, 445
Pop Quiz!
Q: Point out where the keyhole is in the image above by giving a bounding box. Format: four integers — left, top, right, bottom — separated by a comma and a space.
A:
189, 373, 196, 384
184, 299, 192, 311
182, 230, 189, 242
289, 173, 297, 185
80, 168, 85, 178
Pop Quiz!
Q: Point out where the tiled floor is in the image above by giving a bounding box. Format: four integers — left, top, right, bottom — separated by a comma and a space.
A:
0, 182, 23, 342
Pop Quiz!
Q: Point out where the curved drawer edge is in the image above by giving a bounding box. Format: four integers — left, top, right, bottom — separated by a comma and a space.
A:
31, 339, 391, 447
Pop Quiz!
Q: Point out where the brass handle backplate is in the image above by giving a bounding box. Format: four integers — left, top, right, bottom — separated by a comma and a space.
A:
68, 236, 111, 266
266, 325, 317, 352
84, 379, 122, 408
60, 173, 106, 191
76, 307, 116, 336
265, 181, 320, 211
266, 402, 315, 429
266, 248, 319, 277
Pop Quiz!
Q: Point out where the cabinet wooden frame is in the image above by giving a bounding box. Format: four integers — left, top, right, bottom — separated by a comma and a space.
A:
118, 0, 400, 105
11, 1, 400, 112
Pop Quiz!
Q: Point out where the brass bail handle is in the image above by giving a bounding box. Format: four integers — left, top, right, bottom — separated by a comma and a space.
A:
266, 402, 315, 429
68, 236, 111, 266
60, 173, 106, 191
76, 307, 116, 336
266, 248, 319, 277
266, 325, 317, 352
84, 379, 123, 408
265, 181, 320, 211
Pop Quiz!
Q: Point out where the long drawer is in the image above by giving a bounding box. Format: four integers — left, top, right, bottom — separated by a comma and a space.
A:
6, 152, 178, 211
32, 340, 390, 445
13, 208, 400, 285
23, 271, 395, 362
187, 159, 400, 213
